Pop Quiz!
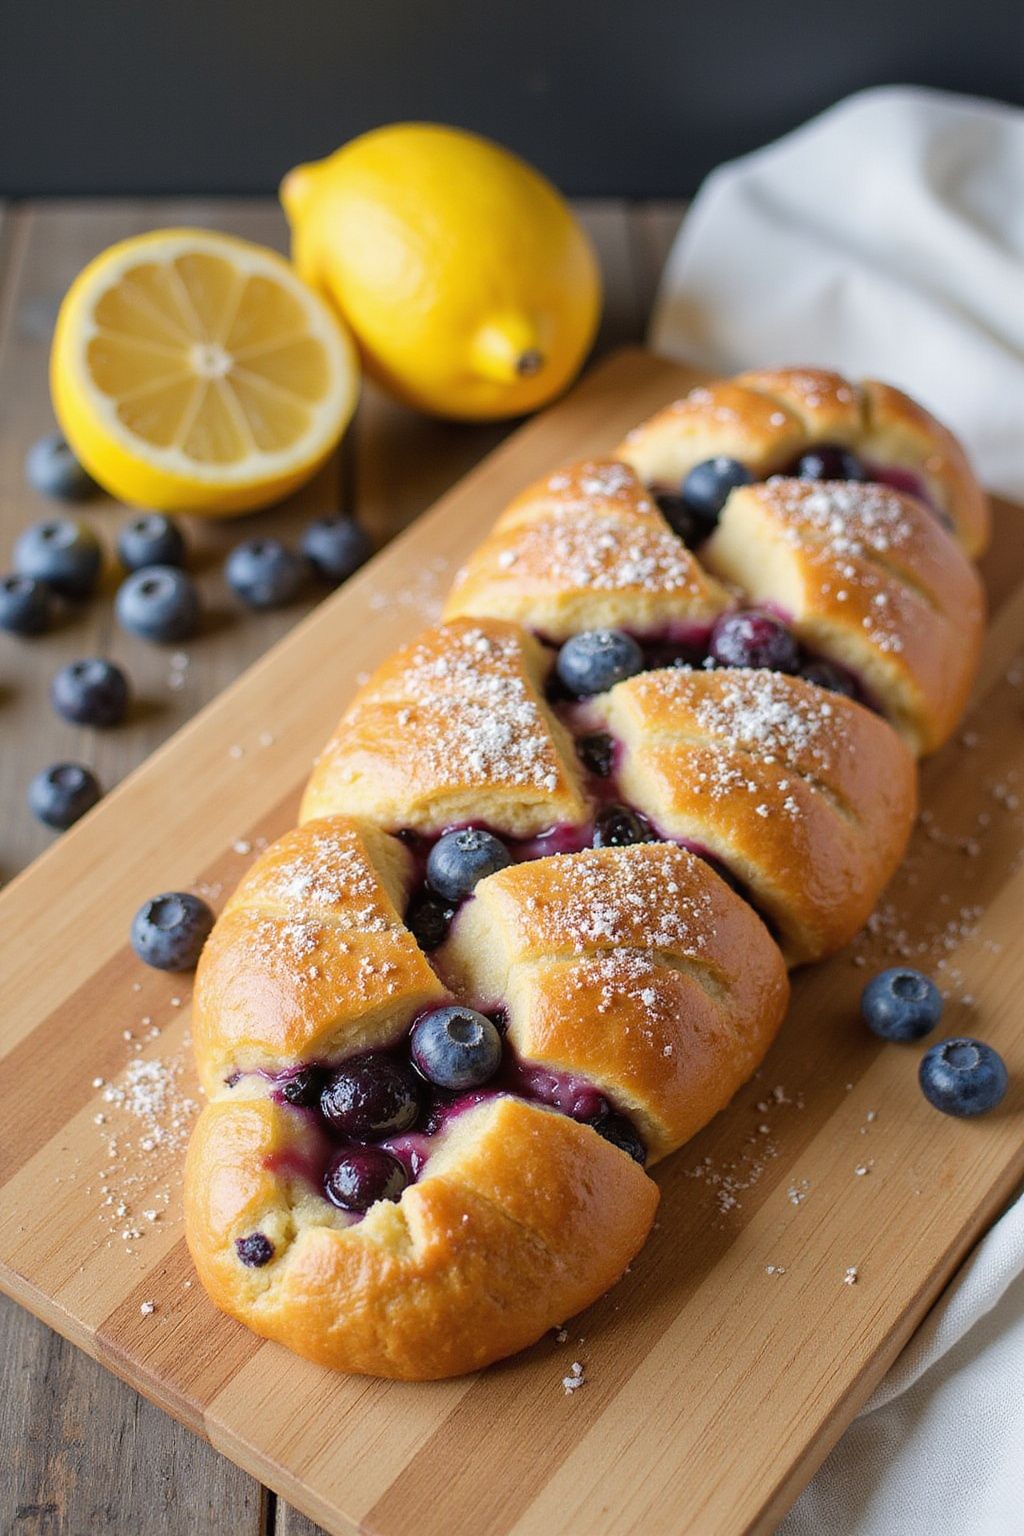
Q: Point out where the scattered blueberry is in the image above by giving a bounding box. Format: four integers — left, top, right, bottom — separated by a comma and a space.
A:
324, 1147, 408, 1212
861, 968, 943, 1043
919, 1038, 1008, 1118
225, 539, 305, 610
576, 732, 615, 778
680, 457, 752, 533
27, 761, 101, 829
235, 1232, 274, 1267
115, 566, 201, 643
794, 444, 866, 482
590, 1110, 646, 1165
130, 891, 215, 971
25, 433, 96, 501
0, 575, 55, 636
320, 1055, 422, 1140
709, 610, 800, 672
117, 513, 186, 572
410, 1005, 503, 1091
592, 805, 655, 849
654, 491, 702, 546
426, 828, 512, 903
14, 517, 102, 600
406, 890, 455, 952
50, 658, 130, 728
799, 659, 858, 698
301, 516, 372, 585
555, 629, 644, 697
280, 1066, 326, 1108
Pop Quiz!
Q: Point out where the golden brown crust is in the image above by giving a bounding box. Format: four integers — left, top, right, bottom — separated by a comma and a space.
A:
617, 366, 989, 557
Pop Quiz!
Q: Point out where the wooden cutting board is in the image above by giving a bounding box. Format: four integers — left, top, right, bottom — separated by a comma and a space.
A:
2, 347, 1022, 1536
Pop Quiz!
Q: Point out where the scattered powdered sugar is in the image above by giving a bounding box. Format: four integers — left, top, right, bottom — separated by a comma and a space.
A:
843, 1266, 859, 1286
517, 846, 713, 956
562, 1360, 586, 1395
258, 828, 383, 916
470, 509, 709, 599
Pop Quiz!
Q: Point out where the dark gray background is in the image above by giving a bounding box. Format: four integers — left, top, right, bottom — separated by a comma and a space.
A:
2, 0, 1022, 197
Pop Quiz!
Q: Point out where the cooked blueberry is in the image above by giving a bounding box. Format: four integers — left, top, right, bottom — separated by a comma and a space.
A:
590, 1111, 646, 1165
410, 1005, 503, 1090
406, 890, 455, 951
794, 444, 866, 482
225, 538, 305, 610
324, 1147, 408, 1212
115, 566, 200, 643
799, 659, 858, 698
25, 433, 96, 501
0, 575, 55, 635
426, 827, 512, 903
50, 658, 130, 728
861, 968, 943, 1042
567, 1086, 611, 1122
919, 1038, 1008, 1117
281, 1066, 326, 1107
592, 805, 655, 849
235, 1232, 274, 1266
709, 610, 799, 672
576, 731, 615, 777
130, 891, 215, 971
680, 457, 752, 532
654, 491, 703, 546
117, 513, 186, 572
27, 762, 101, 829
556, 629, 644, 697
301, 516, 372, 585
14, 517, 102, 600
320, 1055, 422, 1140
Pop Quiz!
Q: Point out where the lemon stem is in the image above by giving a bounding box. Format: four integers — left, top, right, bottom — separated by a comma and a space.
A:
471, 317, 544, 385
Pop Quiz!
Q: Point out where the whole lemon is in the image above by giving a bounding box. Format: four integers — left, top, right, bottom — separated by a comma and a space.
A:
281, 124, 601, 421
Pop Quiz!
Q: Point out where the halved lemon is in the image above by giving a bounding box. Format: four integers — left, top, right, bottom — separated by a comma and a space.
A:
51, 229, 360, 516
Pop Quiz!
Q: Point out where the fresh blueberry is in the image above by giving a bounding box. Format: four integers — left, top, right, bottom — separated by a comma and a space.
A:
919, 1038, 1008, 1117
426, 828, 512, 903
25, 433, 96, 501
324, 1147, 409, 1212
0, 575, 55, 636
799, 659, 858, 698
654, 491, 703, 546
410, 1005, 503, 1090
130, 891, 215, 971
14, 517, 102, 600
115, 566, 201, 643
406, 890, 455, 951
280, 1066, 326, 1108
235, 1232, 274, 1266
320, 1055, 422, 1140
50, 658, 130, 728
576, 732, 615, 778
861, 968, 943, 1042
680, 457, 752, 533
225, 539, 305, 610
590, 1110, 646, 1165
709, 610, 800, 672
794, 444, 866, 482
592, 805, 655, 849
555, 629, 644, 698
117, 513, 186, 572
301, 516, 372, 585
27, 762, 101, 829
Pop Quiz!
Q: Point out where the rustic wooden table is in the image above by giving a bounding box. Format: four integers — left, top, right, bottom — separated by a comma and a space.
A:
0, 197, 684, 1536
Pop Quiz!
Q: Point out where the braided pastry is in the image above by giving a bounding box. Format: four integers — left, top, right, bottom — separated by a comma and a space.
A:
185, 366, 986, 1379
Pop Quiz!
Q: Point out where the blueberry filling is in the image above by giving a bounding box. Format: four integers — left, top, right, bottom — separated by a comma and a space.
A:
324, 1147, 408, 1212
576, 731, 615, 777
236, 1232, 274, 1267
280, 1066, 326, 1107
591, 804, 655, 849
320, 1054, 422, 1139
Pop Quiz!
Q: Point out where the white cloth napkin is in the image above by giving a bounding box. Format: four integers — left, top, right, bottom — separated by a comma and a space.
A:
650, 85, 1024, 1535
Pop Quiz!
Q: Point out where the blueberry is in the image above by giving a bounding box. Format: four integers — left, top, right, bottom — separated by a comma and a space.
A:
799, 659, 858, 698
225, 539, 305, 610
861, 968, 943, 1043
654, 491, 703, 546
590, 1110, 646, 1165
576, 732, 615, 778
406, 890, 455, 951
301, 516, 372, 585
25, 433, 96, 501
320, 1055, 422, 1140
426, 828, 512, 903
280, 1066, 326, 1107
27, 762, 101, 829
235, 1232, 274, 1266
592, 805, 655, 849
324, 1147, 408, 1212
0, 575, 55, 635
410, 1005, 503, 1090
130, 891, 215, 971
680, 457, 752, 533
919, 1038, 1008, 1117
14, 517, 102, 600
794, 444, 866, 482
709, 610, 800, 672
115, 566, 201, 643
50, 658, 130, 728
117, 513, 186, 572
555, 629, 644, 698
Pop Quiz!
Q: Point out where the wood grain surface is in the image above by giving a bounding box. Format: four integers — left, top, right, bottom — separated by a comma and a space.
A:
1, 334, 1022, 1535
